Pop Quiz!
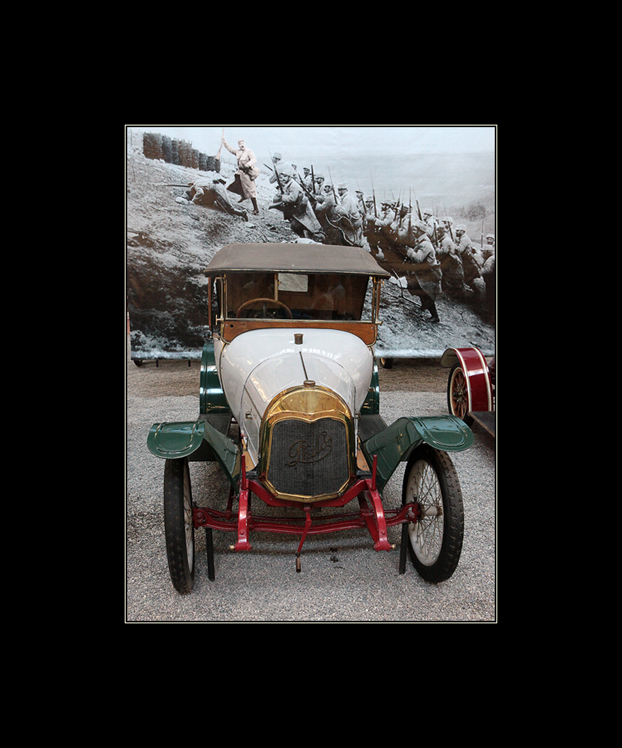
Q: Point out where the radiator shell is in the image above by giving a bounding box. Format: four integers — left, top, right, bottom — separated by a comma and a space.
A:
259, 386, 355, 502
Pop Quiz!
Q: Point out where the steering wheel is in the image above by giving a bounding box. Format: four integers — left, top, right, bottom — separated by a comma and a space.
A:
236, 297, 294, 319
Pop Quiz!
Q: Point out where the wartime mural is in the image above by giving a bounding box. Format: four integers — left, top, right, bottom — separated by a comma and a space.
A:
127, 126, 495, 361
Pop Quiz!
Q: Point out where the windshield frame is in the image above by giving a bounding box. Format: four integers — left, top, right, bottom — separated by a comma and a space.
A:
209, 272, 383, 344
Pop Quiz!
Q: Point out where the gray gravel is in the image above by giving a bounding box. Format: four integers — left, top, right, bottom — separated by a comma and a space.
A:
127, 385, 496, 622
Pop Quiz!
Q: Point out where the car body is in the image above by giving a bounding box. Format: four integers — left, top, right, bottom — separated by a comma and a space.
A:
148, 243, 474, 593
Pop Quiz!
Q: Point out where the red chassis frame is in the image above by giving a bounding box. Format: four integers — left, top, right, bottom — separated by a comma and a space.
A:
193, 456, 421, 556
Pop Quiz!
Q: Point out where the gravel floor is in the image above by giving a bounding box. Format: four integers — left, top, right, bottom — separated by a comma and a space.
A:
126, 355, 496, 623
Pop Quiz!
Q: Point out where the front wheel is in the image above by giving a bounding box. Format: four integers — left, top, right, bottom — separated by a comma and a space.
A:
164, 458, 195, 594
402, 447, 464, 583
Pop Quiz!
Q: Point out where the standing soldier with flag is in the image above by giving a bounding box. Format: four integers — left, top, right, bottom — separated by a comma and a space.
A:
222, 135, 260, 215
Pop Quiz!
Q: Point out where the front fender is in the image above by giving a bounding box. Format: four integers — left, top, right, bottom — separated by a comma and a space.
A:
200, 339, 230, 415
361, 416, 473, 492
147, 418, 240, 487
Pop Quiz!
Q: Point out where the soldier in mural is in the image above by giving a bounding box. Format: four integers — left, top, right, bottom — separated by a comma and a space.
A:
436, 222, 466, 297
402, 224, 442, 323
483, 233, 495, 260
186, 176, 249, 220
222, 136, 260, 215
313, 182, 343, 245
268, 164, 324, 241
455, 224, 485, 299
333, 183, 363, 246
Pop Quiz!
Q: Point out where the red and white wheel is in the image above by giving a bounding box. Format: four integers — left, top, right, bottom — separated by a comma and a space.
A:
448, 363, 472, 423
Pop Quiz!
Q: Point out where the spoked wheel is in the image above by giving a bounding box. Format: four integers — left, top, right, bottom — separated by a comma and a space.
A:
164, 457, 195, 594
447, 362, 473, 426
401, 447, 464, 583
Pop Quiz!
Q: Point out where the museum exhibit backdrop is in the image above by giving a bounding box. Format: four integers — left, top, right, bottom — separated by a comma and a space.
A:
126, 126, 495, 361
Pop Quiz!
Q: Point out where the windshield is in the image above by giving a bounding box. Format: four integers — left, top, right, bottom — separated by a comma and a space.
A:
224, 273, 370, 321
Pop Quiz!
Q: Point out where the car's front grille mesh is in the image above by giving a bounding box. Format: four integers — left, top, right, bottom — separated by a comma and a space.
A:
267, 418, 349, 498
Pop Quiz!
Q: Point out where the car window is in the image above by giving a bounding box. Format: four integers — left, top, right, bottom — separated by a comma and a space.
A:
226, 273, 369, 321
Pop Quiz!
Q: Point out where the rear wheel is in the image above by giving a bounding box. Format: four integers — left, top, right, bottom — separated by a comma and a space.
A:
447, 362, 473, 426
402, 447, 464, 583
164, 457, 195, 594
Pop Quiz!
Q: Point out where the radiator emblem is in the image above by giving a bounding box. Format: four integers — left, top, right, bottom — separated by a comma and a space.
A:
288, 431, 333, 466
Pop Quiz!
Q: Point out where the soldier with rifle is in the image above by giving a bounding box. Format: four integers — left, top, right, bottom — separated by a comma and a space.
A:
186, 177, 249, 220
374, 200, 406, 264
314, 182, 343, 245
441, 216, 456, 243
436, 223, 465, 298
422, 208, 439, 245
268, 162, 324, 241
404, 223, 442, 323
362, 196, 380, 253
155, 178, 249, 220
302, 167, 314, 194
334, 183, 363, 246
455, 224, 485, 300
314, 172, 326, 193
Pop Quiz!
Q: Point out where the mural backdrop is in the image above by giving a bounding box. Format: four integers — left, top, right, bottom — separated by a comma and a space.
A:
126, 125, 495, 361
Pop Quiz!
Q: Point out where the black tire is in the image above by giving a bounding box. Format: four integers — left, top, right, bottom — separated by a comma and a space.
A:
379, 357, 394, 369
164, 458, 195, 594
401, 446, 464, 583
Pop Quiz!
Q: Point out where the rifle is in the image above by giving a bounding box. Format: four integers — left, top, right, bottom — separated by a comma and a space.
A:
370, 173, 378, 218
443, 203, 456, 242
328, 166, 340, 205
415, 198, 423, 222
268, 151, 284, 194
296, 174, 316, 203
311, 164, 316, 195
153, 183, 192, 187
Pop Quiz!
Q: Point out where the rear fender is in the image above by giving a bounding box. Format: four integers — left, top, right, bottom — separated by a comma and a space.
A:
441, 346, 493, 412
147, 419, 240, 488
361, 416, 473, 492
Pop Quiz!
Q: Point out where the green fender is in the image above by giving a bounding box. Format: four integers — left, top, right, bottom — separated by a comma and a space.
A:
147, 418, 241, 488
200, 339, 230, 415
361, 416, 473, 493
361, 358, 380, 415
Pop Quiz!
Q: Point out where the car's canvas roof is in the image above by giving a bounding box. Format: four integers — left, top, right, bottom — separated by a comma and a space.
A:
204, 243, 390, 278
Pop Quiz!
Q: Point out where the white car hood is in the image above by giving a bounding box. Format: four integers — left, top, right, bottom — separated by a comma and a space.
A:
214, 328, 373, 464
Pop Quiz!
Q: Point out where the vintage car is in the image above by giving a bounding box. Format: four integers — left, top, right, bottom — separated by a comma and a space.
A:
441, 347, 496, 437
148, 243, 474, 594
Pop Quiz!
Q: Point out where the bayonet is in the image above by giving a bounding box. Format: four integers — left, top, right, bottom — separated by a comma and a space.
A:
370, 172, 377, 217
